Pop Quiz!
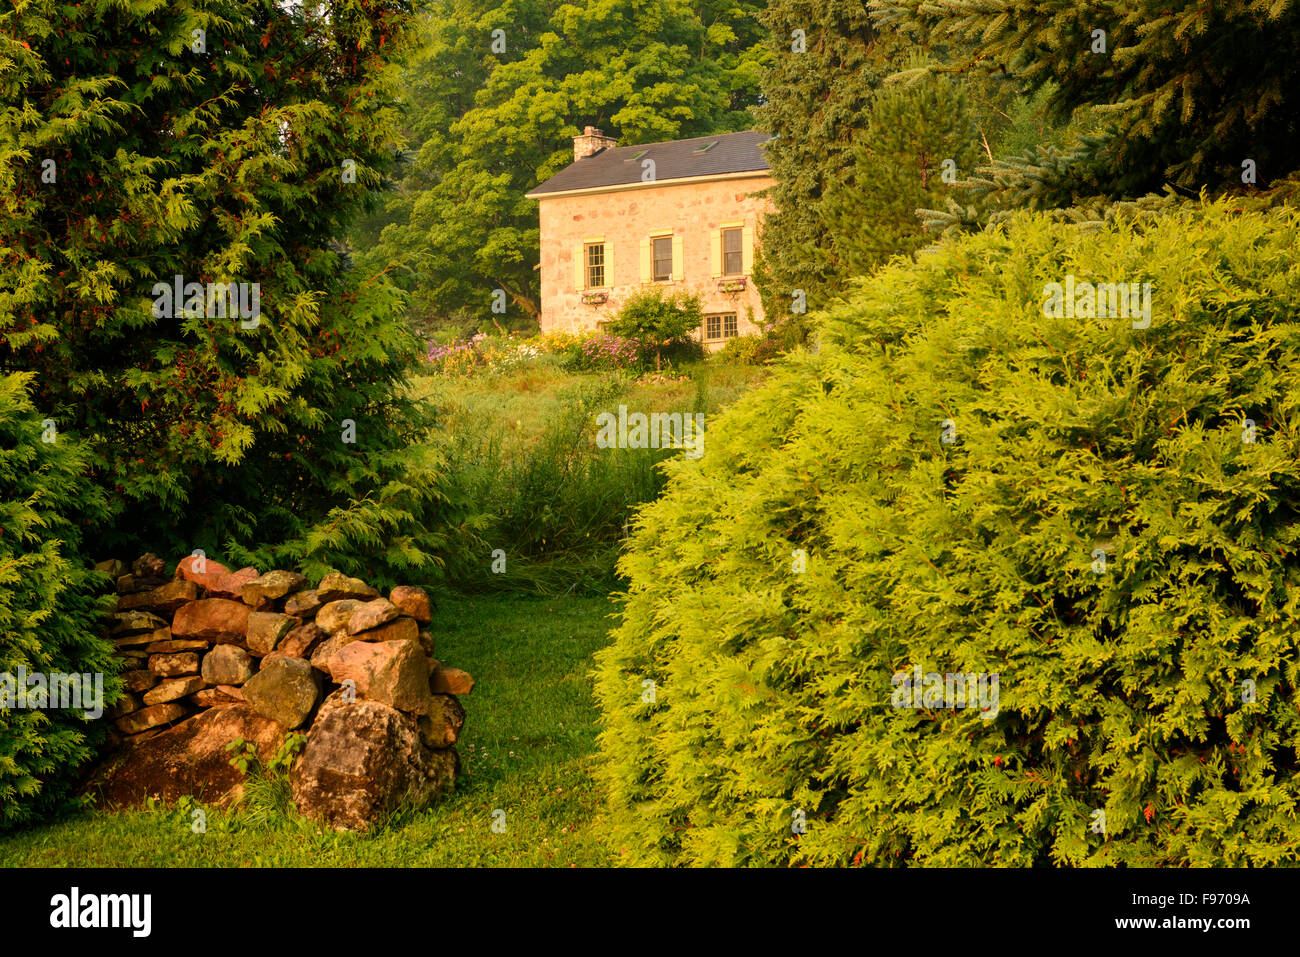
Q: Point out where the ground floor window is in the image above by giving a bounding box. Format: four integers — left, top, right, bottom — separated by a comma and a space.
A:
704, 312, 738, 342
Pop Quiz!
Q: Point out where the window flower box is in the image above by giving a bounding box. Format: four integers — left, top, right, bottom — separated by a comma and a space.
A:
581, 291, 608, 305
718, 277, 747, 294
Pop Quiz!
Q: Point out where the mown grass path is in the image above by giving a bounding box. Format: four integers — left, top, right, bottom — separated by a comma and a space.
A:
0, 596, 619, 867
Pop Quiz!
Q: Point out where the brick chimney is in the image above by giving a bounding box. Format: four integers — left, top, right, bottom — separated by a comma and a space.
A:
573, 126, 616, 161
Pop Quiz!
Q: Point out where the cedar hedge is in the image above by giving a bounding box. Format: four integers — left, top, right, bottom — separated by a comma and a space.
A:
595, 200, 1300, 866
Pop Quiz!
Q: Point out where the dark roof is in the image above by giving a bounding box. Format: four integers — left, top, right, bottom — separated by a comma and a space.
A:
527, 130, 771, 197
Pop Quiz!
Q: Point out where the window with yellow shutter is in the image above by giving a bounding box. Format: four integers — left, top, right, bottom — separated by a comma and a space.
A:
722, 227, 743, 276
652, 237, 673, 281
585, 242, 605, 288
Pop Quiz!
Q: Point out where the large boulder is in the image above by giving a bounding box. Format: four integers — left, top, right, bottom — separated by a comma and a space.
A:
242, 657, 321, 729
290, 693, 457, 831
91, 704, 287, 806
328, 639, 432, 714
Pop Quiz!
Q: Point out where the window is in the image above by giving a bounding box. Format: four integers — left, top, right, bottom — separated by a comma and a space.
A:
653, 236, 673, 281
585, 242, 605, 288
722, 227, 743, 276
704, 313, 737, 342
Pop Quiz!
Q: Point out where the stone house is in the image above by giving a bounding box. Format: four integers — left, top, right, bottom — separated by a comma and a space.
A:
526, 127, 775, 350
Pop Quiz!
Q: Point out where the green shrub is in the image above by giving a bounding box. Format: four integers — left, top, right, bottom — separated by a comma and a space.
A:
595, 200, 1300, 866
0, 372, 120, 829
608, 291, 703, 371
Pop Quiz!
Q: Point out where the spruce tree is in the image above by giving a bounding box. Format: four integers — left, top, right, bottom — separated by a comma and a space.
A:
871, 0, 1300, 219
821, 68, 982, 279
1, 0, 458, 584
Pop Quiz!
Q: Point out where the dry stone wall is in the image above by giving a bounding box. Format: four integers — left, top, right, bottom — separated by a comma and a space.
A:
92, 553, 473, 830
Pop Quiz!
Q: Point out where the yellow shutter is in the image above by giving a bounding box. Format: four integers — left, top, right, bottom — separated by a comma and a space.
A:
742, 225, 754, 275
671, 236, 684, 281
603, 241, 614, 287
640, 238, 652, 284
710, 229, 722, 278
573, 241, 585, 290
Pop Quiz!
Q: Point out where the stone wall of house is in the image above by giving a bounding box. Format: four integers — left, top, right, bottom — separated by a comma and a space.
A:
91, 553, 472, 830
536, 173, 776, 347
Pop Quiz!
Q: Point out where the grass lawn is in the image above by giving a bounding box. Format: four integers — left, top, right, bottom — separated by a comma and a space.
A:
0, 595, 621, 867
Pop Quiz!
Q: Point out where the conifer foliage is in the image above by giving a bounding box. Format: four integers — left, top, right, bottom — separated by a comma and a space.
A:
595, 201, 1300, 866
0, 0, 456, 584
0, 373, 118, 828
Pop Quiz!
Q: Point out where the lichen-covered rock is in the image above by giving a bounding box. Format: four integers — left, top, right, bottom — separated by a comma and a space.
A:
242, 657, 321, 729
417, 695, 465, 749
316, 599, 363, 635
241, 569, 308, 607
109, 610, 167, 637
206, 567, 260, 600
201, 644, 255, 686
245, 611, 298, 655
316, 572, 378, 604
290, 692, 457, 831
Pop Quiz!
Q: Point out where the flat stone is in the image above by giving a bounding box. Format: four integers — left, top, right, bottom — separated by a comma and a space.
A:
284, 589, 323, 619
353, 616, 419, 644
124, 578, 200, 615
207, 567, 261, 600
143, 676, 206, 706
241, 570, 308, 607
190, 685, 246, 708
201, 644, 255, 686
316, 599, 363, 636
172, 598, 250, 643
148, 652, 201, 677
144, 638, 209, 654
389, 586, 432, 625
115, 573, 168, 595
316, 572, 378, 604
347, 598, 400, 635
429, 664, 474, 696
329, 639, 432, 714
242, 657, 321, 729
246, 611, 299, 655
109, 611, 167, 637
113, 702, 188, 735
114, 626, 170, 649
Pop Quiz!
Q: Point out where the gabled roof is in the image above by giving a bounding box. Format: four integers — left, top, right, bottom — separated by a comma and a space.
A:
526, 130, 772, 198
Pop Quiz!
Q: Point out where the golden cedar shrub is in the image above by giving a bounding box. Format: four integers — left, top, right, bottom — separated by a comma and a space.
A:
595, 201, 1300, 866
